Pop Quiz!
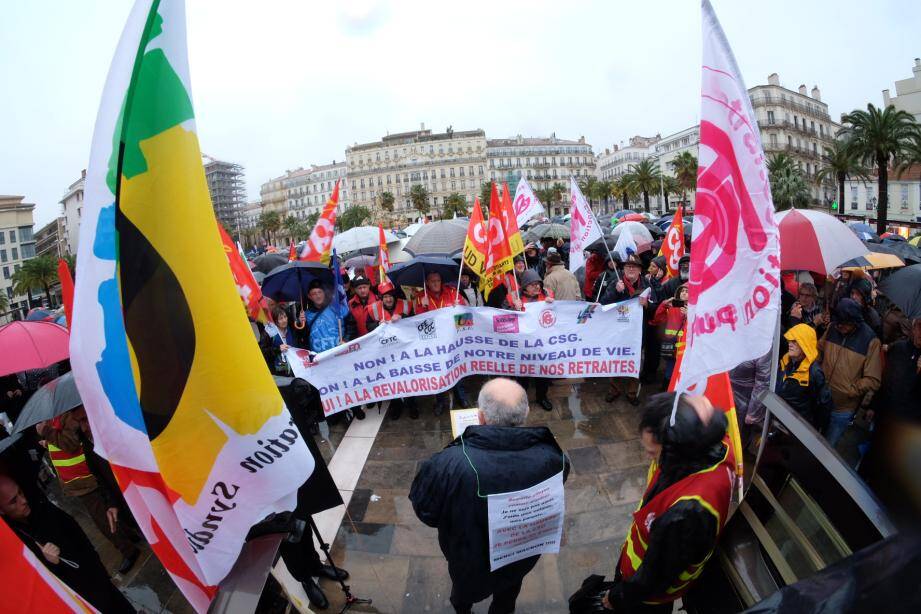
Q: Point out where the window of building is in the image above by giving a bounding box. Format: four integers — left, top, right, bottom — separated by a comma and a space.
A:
18, 227, 33, 242
450, 168, 455, 177
441, 169, 446, 178
901, 184, 910, 209
866, 187, 875, 210
787, 135, 793, 146
810, 121, 815, 132
459, 167, 465, 177
770, 133, 778, 147
0, 250, 5, 262
2, 266, 9, 280
451, 181, 457, 190
9, 230, 15, 243
469, 166, 474, 176
794, 116, 799, 128
767, 111, 775, 125
813, 142, 817, 154
11, 247, 17, 260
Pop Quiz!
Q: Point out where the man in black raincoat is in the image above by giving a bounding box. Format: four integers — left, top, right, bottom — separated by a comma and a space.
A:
409, 378, 570, 613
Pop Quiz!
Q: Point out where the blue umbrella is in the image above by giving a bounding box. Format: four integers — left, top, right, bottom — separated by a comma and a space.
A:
848, 222, 880, 243
387, 256, 461, 288
261, 261, 334, 302
613, 210, 637, 220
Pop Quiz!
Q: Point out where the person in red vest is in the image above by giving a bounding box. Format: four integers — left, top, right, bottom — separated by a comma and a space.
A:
649, 284, 688, 387
348, 276, 378, 337
412, 271, 470, 415
514, 270, 555, 411
412, 271, 465, 313
366, 281, 411, 330
602, 392, 733, 612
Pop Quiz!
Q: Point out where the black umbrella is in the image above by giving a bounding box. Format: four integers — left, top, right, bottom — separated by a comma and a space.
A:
387, 256, 461, 288
261, 261, 334, 303
252, 253, 289, 274
873, 240, 921, 265
879, 264, 921, 318
586, 236, 618, 256
12, 371, 82, 435
0, 432, 22, 455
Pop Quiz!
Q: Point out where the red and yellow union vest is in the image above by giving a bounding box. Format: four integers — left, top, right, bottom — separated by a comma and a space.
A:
47, 442, 93, 485
368, 299, 410, 322
618, 444, 734, 604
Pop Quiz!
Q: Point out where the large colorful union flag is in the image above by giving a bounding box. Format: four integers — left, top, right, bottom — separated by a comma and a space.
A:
675, 0, 780, 392
70, 1, 313, 610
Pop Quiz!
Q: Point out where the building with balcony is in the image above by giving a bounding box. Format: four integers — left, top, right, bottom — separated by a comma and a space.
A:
35, 217, 66, 258
596, 134, 661, 182
239, 200, 264, 233
259, 173, 288, 216
346, 124, 488, 224
841, 166, 921, 228
0, 196, 38, 320
203, 156, 246, 233
291, 161, 350, 220
486, 134, 595, 216
883, 58, 921, 122
654, 125, 700, 210
749, 73, 840, 205
59, 170, 85, 256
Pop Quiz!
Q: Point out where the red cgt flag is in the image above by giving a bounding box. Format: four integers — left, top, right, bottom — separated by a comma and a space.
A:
299, 180, 340, 264
57, 258, 75, 330
218, 224, 265, 322
377, 224, 392, 282
658, 204, 685, 279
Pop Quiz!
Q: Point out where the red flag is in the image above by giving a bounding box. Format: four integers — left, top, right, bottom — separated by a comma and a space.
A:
0, 520, 97, 612
57, 259, 75, 330
218, 224, 265, 322
500, 182, 525, 257
480, 184, 515, 298
287, 241, 296, 262
658, 205, 685, 279
300, 180, 340, 263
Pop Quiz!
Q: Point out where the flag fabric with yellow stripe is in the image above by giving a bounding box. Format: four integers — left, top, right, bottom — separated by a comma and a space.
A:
70, 2, 313, 610
480, 184, 515, 299
462, 197, 488, 277
299, 179, 340, 263
500, 182, 525, 257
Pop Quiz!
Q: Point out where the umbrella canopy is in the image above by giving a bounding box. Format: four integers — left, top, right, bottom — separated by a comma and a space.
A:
344, 254, 377, 271
909, 235, 921, 247
875, 240, 921, 265
403, 219, 468, 258
879, 264, 921, 318
252, 271, 266, 284
0, 321, 70, 377
25, 308, 56, 322
881, 232, 906, 241
387, 256, 461, 288
776, 209, 868, 275
841, 251, 905, 271
612, 210, 636, 220
848, 222, 880, 243
333, 226, 398, 255
642, 222, 665, 238
610, 221, 654, 250
524, 223, 569, 242
586, 236, 619, 257
403, 222, 425, 237
620, 213, 647, 223
252, 252, 289, 274
0, 432, 22, 455
12, 371, 82, 435
260, 261, 334, 303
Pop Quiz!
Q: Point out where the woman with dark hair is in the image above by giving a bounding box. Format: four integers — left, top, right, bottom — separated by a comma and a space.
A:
601, 392, 734, 612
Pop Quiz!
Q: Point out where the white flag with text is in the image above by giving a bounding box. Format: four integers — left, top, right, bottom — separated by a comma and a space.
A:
568, 178, 602, 273
512, 177, 545, 228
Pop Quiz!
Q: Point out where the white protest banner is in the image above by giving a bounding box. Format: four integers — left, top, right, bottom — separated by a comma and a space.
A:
488, 471, 565, 571
568, 178, 603, 273
676, 0, 780, 391
287, 300, 642, 416
512, 177, 545, 228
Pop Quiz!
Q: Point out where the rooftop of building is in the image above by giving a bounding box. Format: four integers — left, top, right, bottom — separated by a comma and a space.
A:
487, 134, 588, 148
0, 195, 35, 211
348, 125, 486, 152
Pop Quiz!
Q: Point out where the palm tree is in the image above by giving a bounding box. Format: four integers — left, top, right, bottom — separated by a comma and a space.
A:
258, 211, 282, 245
668, 151, 698, 205
338, 205, 372, 231
579, 176, 599, 204
441, 193, 468, 219
661, 176, 681, 213
839, 103, 921, 234
305, 210, 320, 230
480, 181, 494, 206
378, 191, 395, 213
589, 180, 608, 212
283, 215, 302, 242
767, 152, 798, 177
610, 175, 632, 210
626, 159, 661, 212
769, 163, 810, 211
410, 184, 431, 216
815, 140, 870, 214
0, 290, 9, 317
12, 255, 57, 307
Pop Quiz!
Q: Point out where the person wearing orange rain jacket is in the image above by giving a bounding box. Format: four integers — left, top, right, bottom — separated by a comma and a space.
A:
776, 324, 835, 432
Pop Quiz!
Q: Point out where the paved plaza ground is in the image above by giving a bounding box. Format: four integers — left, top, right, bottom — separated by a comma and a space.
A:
76, 375, 658, 612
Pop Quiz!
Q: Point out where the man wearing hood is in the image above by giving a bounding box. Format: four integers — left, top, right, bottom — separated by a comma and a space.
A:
410, 379, 570, 613
777, 324, 835, 432
819, 298, 882, 447
848, 277, 882, 337
601, 392, 734, 612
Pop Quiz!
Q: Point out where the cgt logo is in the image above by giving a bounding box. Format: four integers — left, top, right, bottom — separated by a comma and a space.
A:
294, 348, 316, 368
493, 313, 519, 334
334, 343, 361, 357
417, 318, 437, 340
576, 304, 598, 324
380, 335, 398, 346
539, 309, 556, 328
454, 312, 474, 331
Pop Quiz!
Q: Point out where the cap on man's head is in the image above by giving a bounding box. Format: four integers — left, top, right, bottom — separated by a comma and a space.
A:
834, 297, 863, 324
353, 276, 371, 287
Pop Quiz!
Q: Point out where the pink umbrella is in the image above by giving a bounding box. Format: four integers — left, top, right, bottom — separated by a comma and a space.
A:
0, 321, 70, 376
776, 209, 868, 275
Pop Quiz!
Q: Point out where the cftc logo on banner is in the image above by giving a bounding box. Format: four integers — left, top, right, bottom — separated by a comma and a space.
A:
417, 318, 437, 340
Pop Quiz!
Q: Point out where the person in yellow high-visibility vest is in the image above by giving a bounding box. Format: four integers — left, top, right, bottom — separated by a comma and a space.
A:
38, 407, 141, 574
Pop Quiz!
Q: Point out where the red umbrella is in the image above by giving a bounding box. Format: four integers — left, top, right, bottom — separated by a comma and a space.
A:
621, 213, 647, 222
775, 209, 868, 275
0, 321, 70, 376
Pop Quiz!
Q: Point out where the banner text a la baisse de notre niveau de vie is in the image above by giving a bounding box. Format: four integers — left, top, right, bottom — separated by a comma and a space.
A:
287, 299, 642, 416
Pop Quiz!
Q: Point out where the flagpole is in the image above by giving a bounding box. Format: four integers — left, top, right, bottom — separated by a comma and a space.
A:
454, 264, 464, 306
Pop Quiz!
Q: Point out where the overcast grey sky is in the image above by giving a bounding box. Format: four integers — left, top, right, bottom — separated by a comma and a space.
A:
2, 0, 918, 227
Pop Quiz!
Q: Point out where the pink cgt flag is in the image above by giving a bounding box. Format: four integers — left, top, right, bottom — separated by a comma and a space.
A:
675, 0, 781, 391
